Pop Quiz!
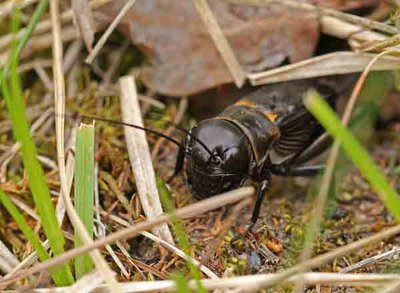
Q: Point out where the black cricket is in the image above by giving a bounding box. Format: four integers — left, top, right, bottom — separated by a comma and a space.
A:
90, 79, 340, 227
169, 80, 336, 227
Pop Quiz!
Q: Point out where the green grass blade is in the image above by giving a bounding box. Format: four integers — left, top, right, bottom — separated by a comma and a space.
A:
172, 272, 192, 293
74, 123, 95, 278
305, 91, 400, 222
0, 0, 48, 85
157, 177, 206, 293
0, 190, 72, 285
0, 8, 74, 285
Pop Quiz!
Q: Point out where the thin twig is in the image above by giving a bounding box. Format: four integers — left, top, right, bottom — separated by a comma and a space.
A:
340, 247, 400, 274
85, 0, 137, 64
50, 0, 121, 291
0, 187, 254, 287
193, 0, 246, 87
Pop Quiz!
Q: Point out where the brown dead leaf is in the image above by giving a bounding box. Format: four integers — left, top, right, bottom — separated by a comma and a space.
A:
95, 0, 319, 96
95, 0, 379, 96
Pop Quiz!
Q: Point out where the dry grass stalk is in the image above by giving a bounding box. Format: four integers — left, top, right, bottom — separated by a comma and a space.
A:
382, 283, 400, 293
114, 241, 144, 278
0, 187, 255, 287
0, 25, 80, 67
34, 64, 53, 91
63, 40, 83, 74
18, 59, 53, 73
340, 247, 400, 274
0, 0, 111, 54
55, 127, 76, 224
0, 240, 19, 274
0, 98, 53, 134
85, 0, 137, 64
71, 0, 96, 52
119, 75, 174, 244
320, 16, 386, 47
292, 48, 397, 293
9, 272, 400, 292
68, 270, 104, 293
0, 108, 53, 182
0, 0, 38, 21
193, 0, 246, 87
9, 194, 40, 221
247, 52, 400, 85
362, 35, 400, 52
49, 0, 121, 290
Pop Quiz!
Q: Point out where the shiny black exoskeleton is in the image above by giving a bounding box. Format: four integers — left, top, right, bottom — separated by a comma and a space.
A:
169, 79, 338, 226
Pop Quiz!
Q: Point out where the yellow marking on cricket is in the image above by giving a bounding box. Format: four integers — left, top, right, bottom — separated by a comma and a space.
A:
235, 99, 257, 108
265, 111, 278, 122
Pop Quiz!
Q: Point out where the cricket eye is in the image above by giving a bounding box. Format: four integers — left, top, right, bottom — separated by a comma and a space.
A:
210, 155, 222, 166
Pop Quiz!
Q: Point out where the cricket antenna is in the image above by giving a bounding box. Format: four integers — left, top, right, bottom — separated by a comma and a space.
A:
81, 115, 187, 151
81, 114, 214, 156
146, 113, 213, 155
162, 121, 214, 156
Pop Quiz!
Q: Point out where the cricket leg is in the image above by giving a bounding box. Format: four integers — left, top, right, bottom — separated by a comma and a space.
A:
271, 164, 325, 177
292, 132, 332, 165
248, 179, 271, 231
